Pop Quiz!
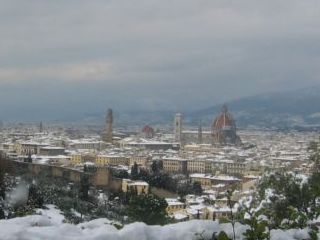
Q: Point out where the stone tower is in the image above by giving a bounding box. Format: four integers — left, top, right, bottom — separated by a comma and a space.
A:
198, 120, 202, 144
39, 121, 43, 133
105, 108, 113, 143
174, 113, 182, 142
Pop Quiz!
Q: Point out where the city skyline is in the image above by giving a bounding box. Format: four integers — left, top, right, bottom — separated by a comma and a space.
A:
1, 2, 320, 239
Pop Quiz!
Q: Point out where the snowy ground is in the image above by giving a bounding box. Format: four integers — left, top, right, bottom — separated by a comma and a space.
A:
0, 205, 317, 240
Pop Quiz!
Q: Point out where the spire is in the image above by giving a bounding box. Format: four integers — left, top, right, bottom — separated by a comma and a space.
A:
174, 113, 182, 142
39, 121, 43, 133
198, 120, 202, 144
222, 104, 228, 113
104, 108, 113, 143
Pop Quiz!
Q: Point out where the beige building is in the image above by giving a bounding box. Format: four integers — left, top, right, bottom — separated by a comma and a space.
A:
15, 142, 49, 155
241, 176, 259, 192
95, 155, 150, 168
187, 160, 214, 173
187, 160, 206, 173
2, 143, 15, 152
202, 207, 232, 220
161, 157, 248, 176
211, 160, 247, 175
68, 151, 96, 166
162, 157, 187, 174
190, 173, 241, 189
166, 198, 185, 215
70, 153, 83, 165
96, 155, 108, 165
129, 156, 149, 168
68, 140, 105, 151
96, 155, 129, 166
39, 146, 65, 156
183, 144, 220, 153
122, 179, 149, 195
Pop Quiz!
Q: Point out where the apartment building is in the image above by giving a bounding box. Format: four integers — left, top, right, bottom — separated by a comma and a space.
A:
122, 179, 149, 195
189, 173, 241, 189
96, 155, 129, 166
129, 155, 149, 167
162, 157, 187, 174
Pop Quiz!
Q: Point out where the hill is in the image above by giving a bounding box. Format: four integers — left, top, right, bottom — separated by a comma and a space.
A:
190, 86, 320, 129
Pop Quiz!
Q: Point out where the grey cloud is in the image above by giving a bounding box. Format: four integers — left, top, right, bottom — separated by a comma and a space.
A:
0, 0, 320, 120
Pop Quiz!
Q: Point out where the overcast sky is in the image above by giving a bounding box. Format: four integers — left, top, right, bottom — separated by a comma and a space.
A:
0, 0, 320, 120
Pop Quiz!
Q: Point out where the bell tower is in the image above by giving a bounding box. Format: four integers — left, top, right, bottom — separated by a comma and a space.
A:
174, 113, 182, 142
103, 108, 113, 143
198, 120, 202, 144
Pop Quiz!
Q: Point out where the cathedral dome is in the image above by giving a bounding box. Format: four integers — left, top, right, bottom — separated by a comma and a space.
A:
212, 105, 239, 145
142, 125, 155, 138
212, 105, 235, 131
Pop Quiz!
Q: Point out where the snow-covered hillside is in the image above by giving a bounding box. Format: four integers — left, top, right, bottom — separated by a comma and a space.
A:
0, 205, 316, 240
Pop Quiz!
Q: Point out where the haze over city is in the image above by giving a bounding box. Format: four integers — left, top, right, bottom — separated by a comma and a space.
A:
1, 0, 320, 121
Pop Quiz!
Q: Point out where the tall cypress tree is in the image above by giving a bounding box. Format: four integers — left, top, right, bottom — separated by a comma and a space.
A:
131, 162, 139, 180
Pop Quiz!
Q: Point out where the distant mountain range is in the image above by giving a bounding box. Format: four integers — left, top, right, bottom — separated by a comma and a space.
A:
79, 86, 320, 129
189, 86, 320, 129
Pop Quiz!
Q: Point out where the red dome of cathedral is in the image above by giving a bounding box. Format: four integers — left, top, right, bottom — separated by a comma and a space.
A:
212, 105, 235, 131
142, 125, 155, 138
212, 105, 239, 145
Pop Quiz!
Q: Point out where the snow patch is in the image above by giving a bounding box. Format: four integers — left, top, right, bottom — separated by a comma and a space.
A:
0, 208, 318, 240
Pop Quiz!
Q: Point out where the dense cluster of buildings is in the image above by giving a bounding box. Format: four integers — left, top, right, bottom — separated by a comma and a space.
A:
0, 106, 317, 221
